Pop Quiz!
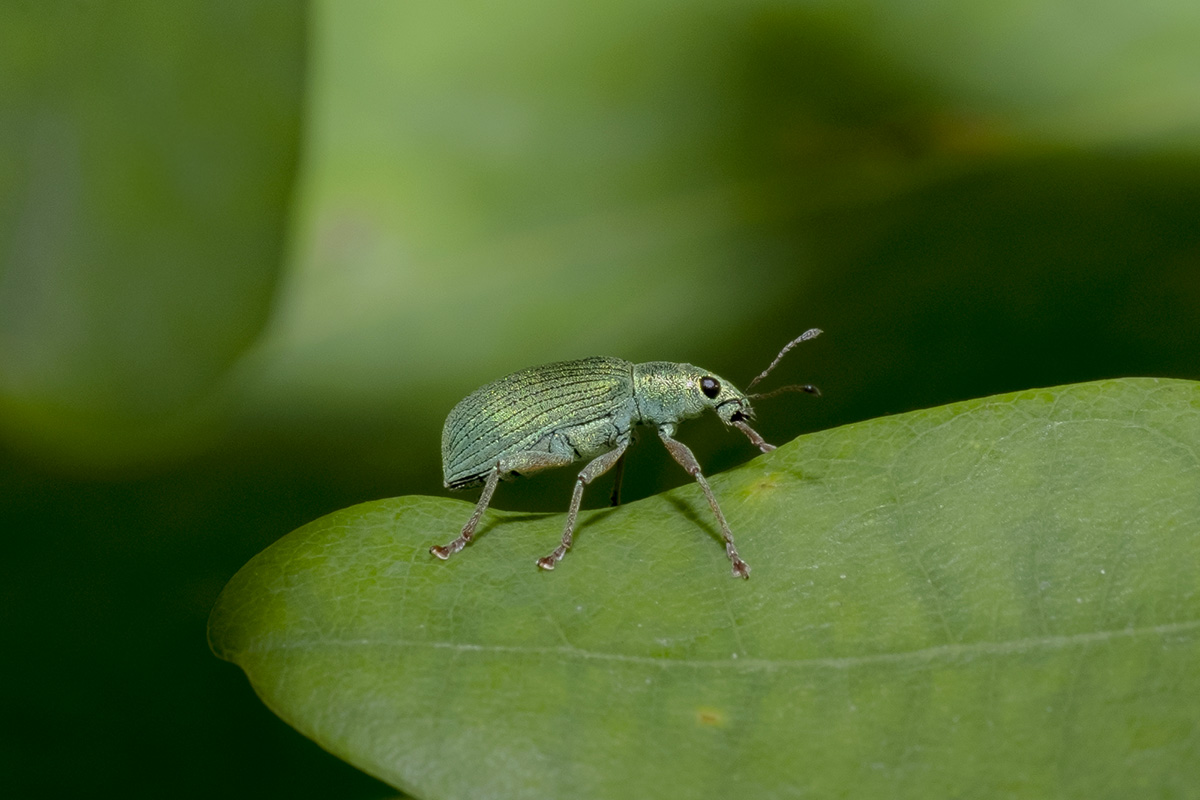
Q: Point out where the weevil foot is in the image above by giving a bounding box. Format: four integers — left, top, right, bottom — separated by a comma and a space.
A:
537, 541, 571, 571
731, 557, 751, 579
430, 545, 453, 560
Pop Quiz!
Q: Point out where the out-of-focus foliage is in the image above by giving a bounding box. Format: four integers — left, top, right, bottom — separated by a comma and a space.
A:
211, 379, 1200, 798
0, 3, 303, 468
3, 0, 1199, 797
233, 0, 1200, 503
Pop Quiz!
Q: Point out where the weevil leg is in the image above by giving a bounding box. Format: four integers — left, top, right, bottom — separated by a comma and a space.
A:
430, 466, 502, 559
431, 451, 574, 560
608, 450, 627, 507
657, 429, 750, 579
732, 419, 775, 453
537, 440, 630, 571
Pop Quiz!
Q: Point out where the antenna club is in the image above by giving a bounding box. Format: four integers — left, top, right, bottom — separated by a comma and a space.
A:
745, 328, 823, 392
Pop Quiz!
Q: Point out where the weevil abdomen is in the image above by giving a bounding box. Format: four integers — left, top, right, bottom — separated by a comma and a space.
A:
442, 356, 635, 488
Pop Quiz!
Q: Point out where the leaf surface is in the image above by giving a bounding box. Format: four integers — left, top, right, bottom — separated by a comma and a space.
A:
210, 378, 1200, 798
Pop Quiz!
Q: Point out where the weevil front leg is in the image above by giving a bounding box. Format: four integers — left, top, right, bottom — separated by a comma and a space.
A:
657, 428, 751, 578
732, 419, 775, 453
537, 439, 630, 571
430, 451, 575, 560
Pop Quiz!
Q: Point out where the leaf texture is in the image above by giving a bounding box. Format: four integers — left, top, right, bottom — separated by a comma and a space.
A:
210, 378, 1200, 799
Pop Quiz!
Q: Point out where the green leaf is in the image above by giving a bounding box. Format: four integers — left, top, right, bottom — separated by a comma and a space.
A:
209, 378, 1200, 798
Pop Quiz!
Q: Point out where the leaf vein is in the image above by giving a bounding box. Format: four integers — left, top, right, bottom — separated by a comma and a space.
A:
251, 619, 1200, 671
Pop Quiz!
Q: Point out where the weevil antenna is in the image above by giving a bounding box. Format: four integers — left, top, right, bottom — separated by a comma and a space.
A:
748, 383, 821, 401
745, 328, 822, 392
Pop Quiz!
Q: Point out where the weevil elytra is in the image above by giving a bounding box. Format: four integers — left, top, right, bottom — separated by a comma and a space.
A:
430, 329, 823, 578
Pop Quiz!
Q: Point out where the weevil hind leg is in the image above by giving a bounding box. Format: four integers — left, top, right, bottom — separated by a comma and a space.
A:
657, 428, 750, 578
431, 451, 575, 560
537, 440, 630, 571
608, 450, 627, 507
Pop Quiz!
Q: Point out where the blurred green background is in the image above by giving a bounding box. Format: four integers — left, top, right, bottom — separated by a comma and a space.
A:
2, 1, 1198, 796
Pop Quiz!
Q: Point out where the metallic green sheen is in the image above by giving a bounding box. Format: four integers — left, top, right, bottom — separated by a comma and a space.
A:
441, 357, 752, 489
442, 357, 635, 488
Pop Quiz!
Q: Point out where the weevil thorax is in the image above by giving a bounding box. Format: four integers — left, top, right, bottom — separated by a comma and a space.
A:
631, 361, 754, 428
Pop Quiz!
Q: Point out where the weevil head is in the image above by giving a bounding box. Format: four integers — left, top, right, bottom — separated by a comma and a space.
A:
631, 362, 752, 426
691, 367, 783, 454
633, 333, 822, 452
699, 372, 756, 426
686, 367, 779, 453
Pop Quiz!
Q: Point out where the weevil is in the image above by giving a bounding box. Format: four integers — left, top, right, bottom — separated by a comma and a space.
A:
430, 328, 823, 578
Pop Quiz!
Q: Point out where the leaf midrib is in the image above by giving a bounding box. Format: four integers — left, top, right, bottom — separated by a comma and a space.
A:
235, 617, 1200, 671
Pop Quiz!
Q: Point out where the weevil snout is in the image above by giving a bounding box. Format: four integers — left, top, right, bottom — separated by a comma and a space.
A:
727, 404, 752, 424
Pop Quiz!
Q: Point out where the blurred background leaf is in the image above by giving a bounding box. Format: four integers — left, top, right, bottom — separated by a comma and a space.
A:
2, 0, 1198, 797
0, 2, 302, 468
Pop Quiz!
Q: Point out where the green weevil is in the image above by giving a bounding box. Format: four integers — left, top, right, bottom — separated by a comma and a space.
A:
430, 328, 823, 578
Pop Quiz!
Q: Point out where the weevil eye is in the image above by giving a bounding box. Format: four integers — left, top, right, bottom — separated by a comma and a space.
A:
700, 376, 721, 399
